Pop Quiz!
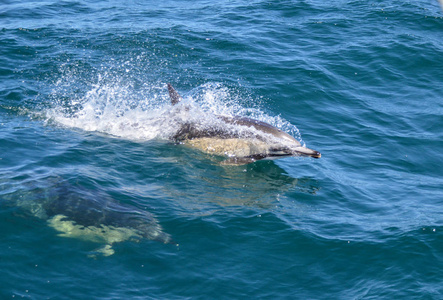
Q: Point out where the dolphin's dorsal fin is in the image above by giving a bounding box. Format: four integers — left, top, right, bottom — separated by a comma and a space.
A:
167, 83, 182, 105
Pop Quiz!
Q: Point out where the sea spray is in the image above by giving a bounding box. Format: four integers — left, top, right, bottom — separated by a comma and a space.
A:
46, 74, 304, 146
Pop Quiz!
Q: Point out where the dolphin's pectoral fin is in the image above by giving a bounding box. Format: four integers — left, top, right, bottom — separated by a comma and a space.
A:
88, 244, 115, 258
167, 83, 182, 105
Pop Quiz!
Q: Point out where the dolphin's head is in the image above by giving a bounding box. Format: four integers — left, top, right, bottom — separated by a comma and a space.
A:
226, 116, 321, 159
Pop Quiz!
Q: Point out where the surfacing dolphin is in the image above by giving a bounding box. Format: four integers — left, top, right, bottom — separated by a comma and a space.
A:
167, 83, 321, 165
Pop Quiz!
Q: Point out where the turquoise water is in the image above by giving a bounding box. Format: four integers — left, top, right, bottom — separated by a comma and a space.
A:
1, 0, 442, 298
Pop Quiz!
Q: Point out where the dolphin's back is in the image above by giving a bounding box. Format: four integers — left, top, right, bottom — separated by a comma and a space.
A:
219, 116, 301, 146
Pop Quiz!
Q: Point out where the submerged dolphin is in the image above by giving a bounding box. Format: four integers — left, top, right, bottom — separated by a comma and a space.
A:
8, 179, 172, 256
167, 83, 321, 165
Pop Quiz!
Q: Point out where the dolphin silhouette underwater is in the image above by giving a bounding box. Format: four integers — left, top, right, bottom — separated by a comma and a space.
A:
8, 180, 172, 256
167, 83, 321, 165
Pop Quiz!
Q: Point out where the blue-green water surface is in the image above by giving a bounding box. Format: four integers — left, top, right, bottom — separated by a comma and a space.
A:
1, 1, 442, 299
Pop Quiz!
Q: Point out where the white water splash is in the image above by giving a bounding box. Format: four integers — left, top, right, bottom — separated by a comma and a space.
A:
46, 76, 304, 146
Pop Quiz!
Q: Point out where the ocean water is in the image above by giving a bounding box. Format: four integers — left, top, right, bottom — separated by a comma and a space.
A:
1, 0, 442, 298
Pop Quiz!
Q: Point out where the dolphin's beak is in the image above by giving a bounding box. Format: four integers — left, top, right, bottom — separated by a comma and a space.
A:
292, 146, 321, 158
